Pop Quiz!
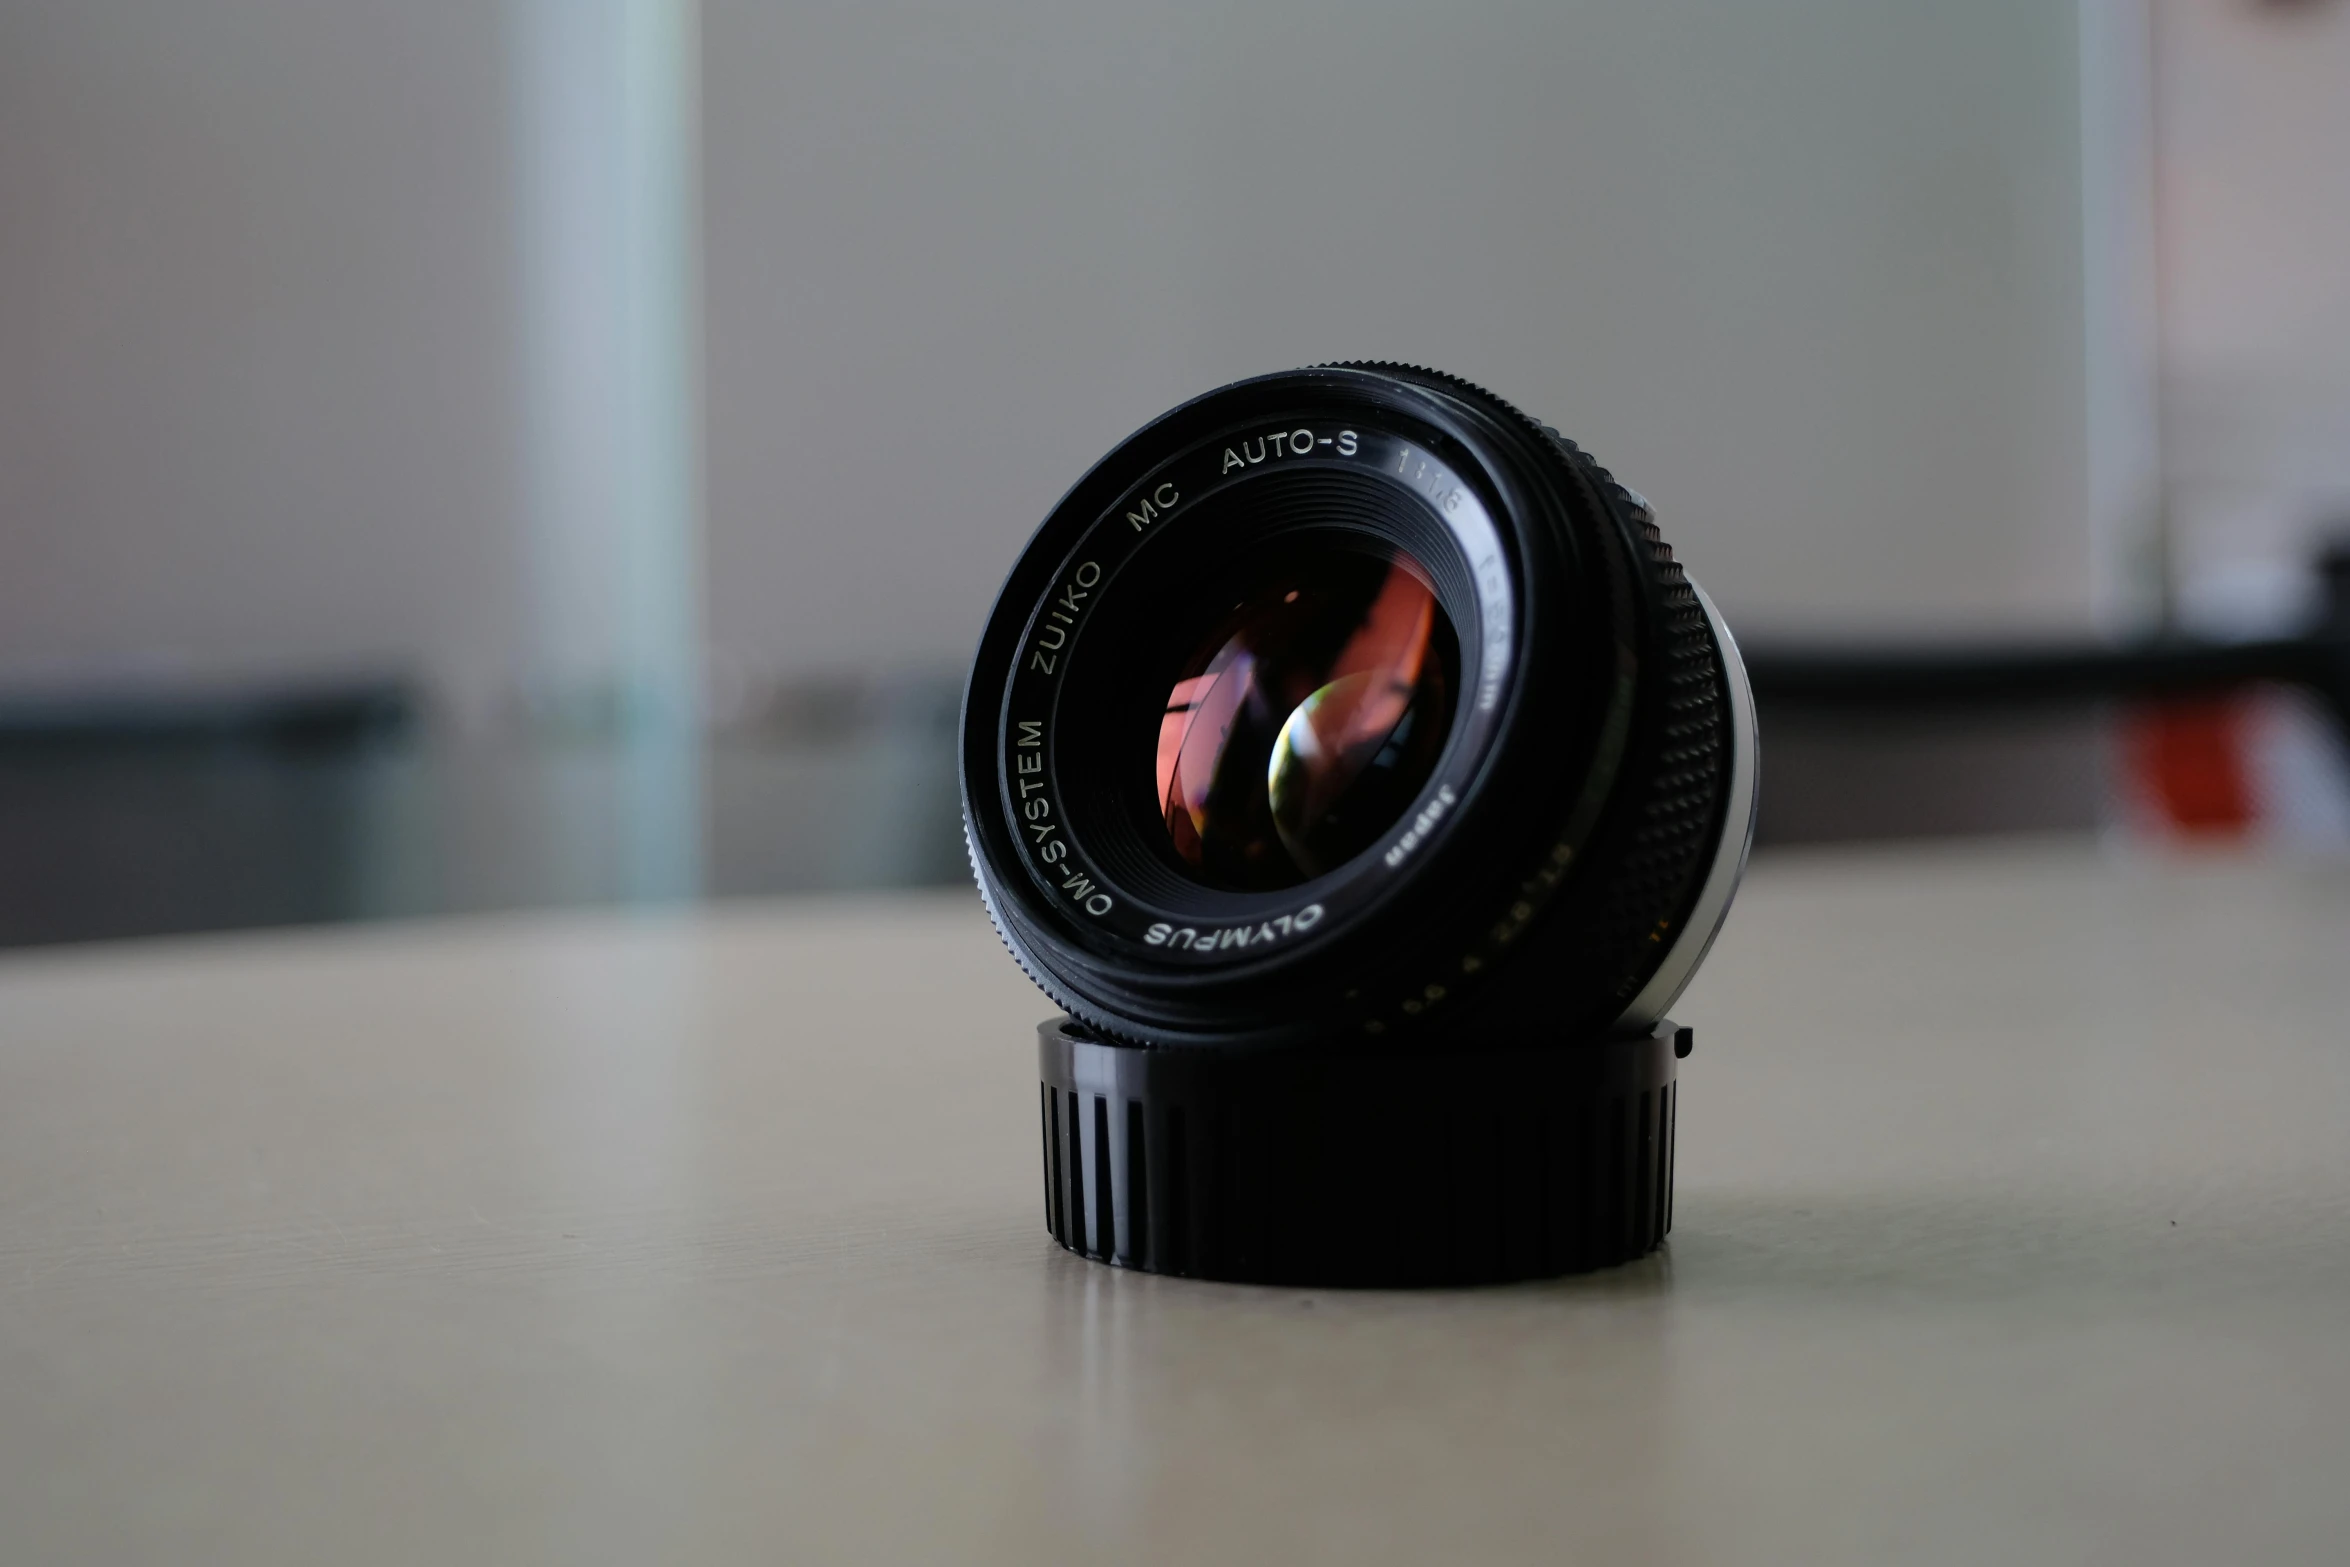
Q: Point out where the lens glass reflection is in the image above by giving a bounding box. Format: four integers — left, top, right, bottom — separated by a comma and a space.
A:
1155, 545, 1456, 890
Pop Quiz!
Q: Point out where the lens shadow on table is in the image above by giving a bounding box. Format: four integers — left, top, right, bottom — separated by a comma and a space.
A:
1026, 1178, 2349, 1309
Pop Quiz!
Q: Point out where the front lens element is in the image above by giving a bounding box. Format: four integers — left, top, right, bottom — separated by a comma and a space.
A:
1155, 545, 1456, 890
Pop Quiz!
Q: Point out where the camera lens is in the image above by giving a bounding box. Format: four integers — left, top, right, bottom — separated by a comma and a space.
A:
1155, 536, 1457, 890
963, 364, 1755, 1054
965, 363, 1757, 1284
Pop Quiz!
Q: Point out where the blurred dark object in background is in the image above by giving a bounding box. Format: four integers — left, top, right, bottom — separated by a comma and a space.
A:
4, 551, 2344, 950
703, 670, 966, 898
0, 670, 968, 951
0, 680, 412, 948
1745, 538, 2350, 844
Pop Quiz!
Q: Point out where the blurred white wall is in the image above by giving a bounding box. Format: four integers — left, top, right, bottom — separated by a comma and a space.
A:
0, 0, 524, 716
2154, 0, 2350, 632
704, 0, 2115, 686
2, 0, 2130, 719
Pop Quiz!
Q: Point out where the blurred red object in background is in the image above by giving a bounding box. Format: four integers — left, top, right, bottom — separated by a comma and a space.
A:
2126, 696, 2256, 835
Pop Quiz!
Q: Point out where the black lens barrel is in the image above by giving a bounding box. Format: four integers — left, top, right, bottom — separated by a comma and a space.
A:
964, 363, 1739, 1051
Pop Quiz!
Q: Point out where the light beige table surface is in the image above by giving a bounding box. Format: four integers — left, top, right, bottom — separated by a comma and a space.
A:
3, 840, 2347, 1565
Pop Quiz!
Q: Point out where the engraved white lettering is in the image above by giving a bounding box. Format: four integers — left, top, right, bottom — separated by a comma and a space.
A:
1123, 487, 1178, 531
1164, 903, 1324, 954
1028, 563, 1101, 670
1238, 430, 1329, 465
1382, 784, 1459, 868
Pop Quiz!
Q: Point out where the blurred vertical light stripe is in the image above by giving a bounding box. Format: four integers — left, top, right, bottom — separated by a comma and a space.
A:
2078, 0, 2165, 632
513, 0, 706, 904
